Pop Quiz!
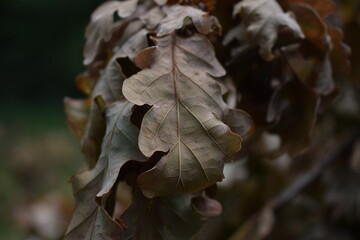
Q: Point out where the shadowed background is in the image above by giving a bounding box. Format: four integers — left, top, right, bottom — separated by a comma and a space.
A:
0, 0, 103, 239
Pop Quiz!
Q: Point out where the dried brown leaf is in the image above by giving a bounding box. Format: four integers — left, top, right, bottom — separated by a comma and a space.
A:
234, 0, 304, 61
66, 100, 146, 239
289, 0, 336, 18
139, 6, 166, 30
96, 100, 147, 197
120, 190, 206, 239
154, 0, 168, 5
84, 0, 139, 65
267, 80, 319, 156
64, 169, 124, 240
158, 5, 221, 36
123, 33, 242, 197
81, 58, 125, 166
289, 4, 331, 51
64, 97, 90, 142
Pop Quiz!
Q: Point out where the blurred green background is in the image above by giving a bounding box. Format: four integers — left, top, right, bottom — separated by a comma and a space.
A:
0, 0, 103, 239
0, 0, 359, 239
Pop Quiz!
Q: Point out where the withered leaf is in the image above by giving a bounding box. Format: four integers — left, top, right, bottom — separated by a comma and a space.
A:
120, 190, 205, 240
154, 0, 168, 5
158, 5, 220, 36
116, 28, 149, 62
224, 109, 253, 138
289, 2, 351, 73
290, 0, 336, 18
123, 33, 242, 197
328, 27, 351, 74
81, 58, 125, 166
76, 72, 94, 95
284, 47, 334, 95
191, 193, 222, 217
267, 80, 319, 156
96, 100, 147, 197
66, 100, 146, 238
64, 169, 124, 240
234, 0, 304, 61
190, 0, 217, 11
64, 97, 90, 142
115, 7, 166, 61
228, 205, 275, 240
289, 4, 331, 51
115, 20, 144, 51
84, 0, 138, 65
313, 53, 334, 95
139, 6, 166, 30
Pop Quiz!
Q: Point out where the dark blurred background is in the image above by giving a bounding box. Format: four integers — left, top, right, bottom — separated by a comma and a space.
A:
0, 0, 103, 239
0, 0, 359, 239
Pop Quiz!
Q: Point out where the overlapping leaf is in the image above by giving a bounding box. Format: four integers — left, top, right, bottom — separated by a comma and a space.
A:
154, 0, 168, 5
81, 58, 125, 166
113, 6, 166, 62
84, 0, 139, 65
64, 169, 124, 240
120, 190, 207, 240
267, 79, 319, 155
287, 0, 351, 87
189, 0, 217, 11
233, 0, 304, 61
289, 0, 336, 18
288, 3, 331, 51
123, 29, 243, 198
64, 97, 90, 142
224, 109, 253, 138
65, 100, 146, 238
96, 100, 147, 197
158, 5, 221, 36
139, 6, 166, 30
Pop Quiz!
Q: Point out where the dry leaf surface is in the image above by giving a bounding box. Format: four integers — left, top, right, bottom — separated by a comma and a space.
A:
234, 0, 304, 61
123, 32, 242, 197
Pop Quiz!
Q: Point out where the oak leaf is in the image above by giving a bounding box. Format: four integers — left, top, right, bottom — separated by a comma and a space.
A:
123, 33, 242, 197
289, 0, 336, 18
84, 0, 139, 65
267, 79, 319, 156
64, 97, 90, 142
81, 58, 125, 166
64, 169, 124, 240
120, 190, 206, 240
234, 0, 304, 61
154, 0, 168, 5
139, 6, 166, 30
96, 100, 147, 197
158, 5, 220, 36
66, 100, 146, 239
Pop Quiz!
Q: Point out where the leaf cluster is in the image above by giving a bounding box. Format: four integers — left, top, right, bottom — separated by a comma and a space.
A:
64, 0, 353, 239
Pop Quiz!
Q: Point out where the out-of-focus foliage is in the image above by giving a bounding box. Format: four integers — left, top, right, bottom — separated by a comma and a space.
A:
62, 0, 360, 239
